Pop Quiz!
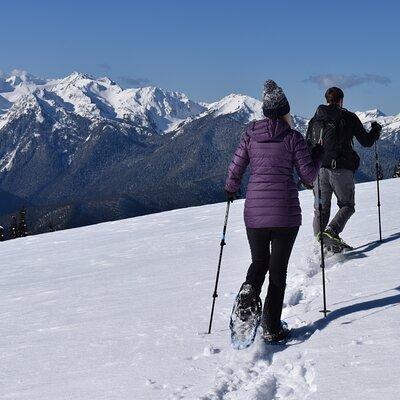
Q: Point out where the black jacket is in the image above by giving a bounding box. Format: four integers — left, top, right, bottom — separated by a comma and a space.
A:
307, 104, 379, 171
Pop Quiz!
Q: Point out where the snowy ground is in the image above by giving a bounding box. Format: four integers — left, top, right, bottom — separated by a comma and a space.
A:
1, 179, 399, 399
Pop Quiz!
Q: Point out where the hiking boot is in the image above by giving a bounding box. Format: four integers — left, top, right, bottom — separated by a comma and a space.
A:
236, 283, 261, 322
262, 321, 290, 344
322, 227, 353, 250
322, 227, 342, 246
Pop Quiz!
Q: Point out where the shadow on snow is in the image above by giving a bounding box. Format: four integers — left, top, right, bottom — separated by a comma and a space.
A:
259, 231, 400, 355
345, 231, 400, 260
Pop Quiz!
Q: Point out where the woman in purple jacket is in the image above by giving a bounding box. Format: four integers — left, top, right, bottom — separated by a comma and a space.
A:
225, 80, 322, 342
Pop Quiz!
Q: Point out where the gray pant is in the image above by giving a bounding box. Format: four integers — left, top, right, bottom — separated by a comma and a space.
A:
313, 168, 355, 236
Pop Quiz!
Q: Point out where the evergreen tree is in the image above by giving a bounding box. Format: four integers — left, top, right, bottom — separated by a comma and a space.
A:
393, 160, 400, 178
18, 208, 28, 237
10, 216, 18, 239
0, 226, 4, 241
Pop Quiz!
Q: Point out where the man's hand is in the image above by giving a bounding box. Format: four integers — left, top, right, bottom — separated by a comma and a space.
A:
371, 121, 382, 138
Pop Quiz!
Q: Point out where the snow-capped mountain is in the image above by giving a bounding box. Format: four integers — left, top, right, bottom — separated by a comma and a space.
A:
206, 94, 263, 123
0, 71, 311, 140
1, 70, 399, 142
4, 69, 47, 87
0, 71, 207, 135
0, 70, 399, 234
356, 109, 400, 142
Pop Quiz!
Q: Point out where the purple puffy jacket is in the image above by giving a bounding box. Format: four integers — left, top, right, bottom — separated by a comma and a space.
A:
225, 118, 321, 228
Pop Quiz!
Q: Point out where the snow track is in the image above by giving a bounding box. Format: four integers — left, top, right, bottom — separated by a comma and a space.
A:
195, 181, 400, 400
200, 345, 316, 400
199, 250, 345, 400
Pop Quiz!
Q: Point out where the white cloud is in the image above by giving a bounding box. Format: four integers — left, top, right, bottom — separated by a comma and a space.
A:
304, 74, 391, 89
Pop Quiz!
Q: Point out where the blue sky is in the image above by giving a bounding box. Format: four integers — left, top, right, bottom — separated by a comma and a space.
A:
1, 0, 399, 116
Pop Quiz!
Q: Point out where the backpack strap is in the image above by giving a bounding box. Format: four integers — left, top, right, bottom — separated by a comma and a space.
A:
331, 111, 347, 169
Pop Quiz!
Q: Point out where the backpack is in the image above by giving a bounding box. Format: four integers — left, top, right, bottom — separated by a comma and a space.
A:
306, 112, 347, 169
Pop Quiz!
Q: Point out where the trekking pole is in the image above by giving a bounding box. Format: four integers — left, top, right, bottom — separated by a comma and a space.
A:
207, 201, 231, 334
317, 172, 330, 317
374, 142, 383, 242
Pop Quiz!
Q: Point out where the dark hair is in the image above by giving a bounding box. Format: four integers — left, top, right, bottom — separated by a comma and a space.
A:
325, 87, 344, 104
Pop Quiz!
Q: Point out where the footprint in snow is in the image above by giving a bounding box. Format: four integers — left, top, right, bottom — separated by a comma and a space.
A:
145, 378, 168, 390
203, 345, 221, 357
351, 338, 374, 345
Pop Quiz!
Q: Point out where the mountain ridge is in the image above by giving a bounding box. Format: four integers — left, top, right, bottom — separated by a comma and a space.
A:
1, 70, 399, 139
0, 70, 399, 234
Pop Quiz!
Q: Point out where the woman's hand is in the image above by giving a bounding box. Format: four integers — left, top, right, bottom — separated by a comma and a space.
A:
225, 190, 237, 202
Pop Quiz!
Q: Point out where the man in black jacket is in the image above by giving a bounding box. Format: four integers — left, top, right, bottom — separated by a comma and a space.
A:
307, 87, 382, 248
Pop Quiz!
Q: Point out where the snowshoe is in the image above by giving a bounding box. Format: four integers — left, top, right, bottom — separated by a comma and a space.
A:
324, 243, 344, 254
320, 228, 353, 253
230, 283, 262, 350
339, 240, 353, 250
262, 321, 290, 345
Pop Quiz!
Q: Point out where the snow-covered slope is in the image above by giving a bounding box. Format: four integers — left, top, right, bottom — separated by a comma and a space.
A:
1, 179, 399, 399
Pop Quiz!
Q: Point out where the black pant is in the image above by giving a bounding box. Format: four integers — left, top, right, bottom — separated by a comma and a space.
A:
245, 227, 299, 332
